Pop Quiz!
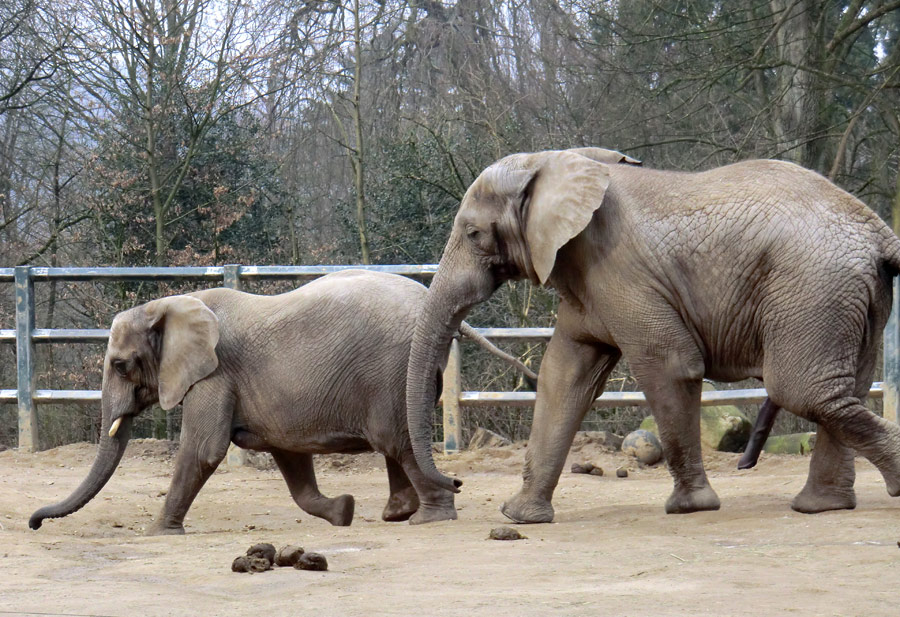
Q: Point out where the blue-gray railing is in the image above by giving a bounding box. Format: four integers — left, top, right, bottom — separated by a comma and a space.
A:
1, 265, 898, 455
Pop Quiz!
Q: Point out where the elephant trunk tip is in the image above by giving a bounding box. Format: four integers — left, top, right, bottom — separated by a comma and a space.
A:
431, 472, 463, 493
28, 511, 46, 530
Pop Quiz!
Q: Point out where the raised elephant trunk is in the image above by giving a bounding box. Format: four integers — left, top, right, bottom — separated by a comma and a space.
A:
407, 246, 494, 493
29, 389, 135, 530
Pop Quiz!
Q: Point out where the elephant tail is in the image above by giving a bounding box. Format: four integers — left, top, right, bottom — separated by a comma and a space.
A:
458, 322, 539, 388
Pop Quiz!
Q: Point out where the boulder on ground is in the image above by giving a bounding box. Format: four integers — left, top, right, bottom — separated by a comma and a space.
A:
468, 427, 512, 449
640, 382, 751, 452
571, 431, 624, 452
621, 429, 663, 465
762, 432, 816, 455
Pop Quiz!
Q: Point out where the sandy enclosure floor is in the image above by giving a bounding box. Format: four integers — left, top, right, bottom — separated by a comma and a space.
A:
1, 438, 898, 617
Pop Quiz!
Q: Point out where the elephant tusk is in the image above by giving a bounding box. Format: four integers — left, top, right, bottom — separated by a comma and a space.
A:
108, 417, 122, 438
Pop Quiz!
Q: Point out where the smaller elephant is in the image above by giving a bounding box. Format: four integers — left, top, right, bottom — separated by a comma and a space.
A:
29, 270, 536, 534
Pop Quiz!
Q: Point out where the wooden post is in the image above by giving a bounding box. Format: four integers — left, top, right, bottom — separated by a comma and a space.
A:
884, 277, 900, 423
15, 266, 38, 451
223, 264, 249, 467
442, 339, 463, 454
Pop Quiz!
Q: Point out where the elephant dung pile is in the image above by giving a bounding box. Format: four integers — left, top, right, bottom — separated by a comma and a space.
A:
232, 543, 328, 573
488, 526, 527, 541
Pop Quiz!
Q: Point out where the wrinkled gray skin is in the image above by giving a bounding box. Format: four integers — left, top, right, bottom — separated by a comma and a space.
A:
29, 270, 536, 534
406, 146, 900, 523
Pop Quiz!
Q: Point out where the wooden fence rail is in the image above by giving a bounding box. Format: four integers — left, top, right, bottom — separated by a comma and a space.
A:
2, 265, 897, 455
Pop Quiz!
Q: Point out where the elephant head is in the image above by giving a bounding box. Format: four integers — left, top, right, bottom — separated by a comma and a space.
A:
29, 295, 219, 530
407, 148, 639, 492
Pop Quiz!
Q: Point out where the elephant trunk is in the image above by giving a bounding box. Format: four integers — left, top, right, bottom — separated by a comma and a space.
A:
407, 247, 495, 493
29, 405, 134, 530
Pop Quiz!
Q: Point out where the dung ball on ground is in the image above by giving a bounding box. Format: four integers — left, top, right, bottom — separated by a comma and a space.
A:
232, 555, 272, 573
489, 526, 526, 541
246, 542, 276, 565
295, 552, 328, 571
616, 467, 628, 478
571, 462, 595, 474
275, 545, 305, 567
622, 429, 664, 465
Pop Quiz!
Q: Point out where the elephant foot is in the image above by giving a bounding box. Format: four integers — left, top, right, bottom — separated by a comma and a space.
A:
382, 487, 420, 522
791, 485, 856, 513
320, 494, 355, 526
145, 521, 185, 536
408, 503, 457, 525
500, 491, 554, 524
665, 484, 720, 514
884, 472, 900, 497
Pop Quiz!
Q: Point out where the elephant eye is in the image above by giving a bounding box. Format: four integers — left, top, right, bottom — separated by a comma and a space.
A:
467, 227, 482, 242
112, 360, 128, 377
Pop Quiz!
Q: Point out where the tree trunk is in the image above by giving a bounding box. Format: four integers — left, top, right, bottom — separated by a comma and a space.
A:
352, 0, 370, 264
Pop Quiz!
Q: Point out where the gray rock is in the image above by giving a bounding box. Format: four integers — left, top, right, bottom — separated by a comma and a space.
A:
762, 432, 817, 455
468, 427, 512, 449
640, 383, 751, 452
572, 431, 624, 451
622, 429, 664, 465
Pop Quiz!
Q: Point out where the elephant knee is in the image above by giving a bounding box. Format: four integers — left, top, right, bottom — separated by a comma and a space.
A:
194, 437, 229, 470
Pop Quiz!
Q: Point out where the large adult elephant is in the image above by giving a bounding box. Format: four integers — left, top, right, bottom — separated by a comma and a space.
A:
406, 147, 900, 523
29, 270, 536, 533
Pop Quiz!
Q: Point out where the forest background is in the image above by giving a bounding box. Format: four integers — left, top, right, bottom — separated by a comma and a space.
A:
2, 0, 899, 448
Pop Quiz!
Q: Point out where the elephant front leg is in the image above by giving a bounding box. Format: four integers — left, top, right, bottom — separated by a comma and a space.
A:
382, 455, 419, 522
147, 386, 233, 535
501, 334, 620, 524
271, 451, 355, 526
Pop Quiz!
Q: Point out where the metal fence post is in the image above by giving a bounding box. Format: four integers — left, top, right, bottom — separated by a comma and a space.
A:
223, 264, 242, 291
884, 277, 900, 423
442, 339, 463, 454
15, 266, 37, 451
222, 264, 249, 467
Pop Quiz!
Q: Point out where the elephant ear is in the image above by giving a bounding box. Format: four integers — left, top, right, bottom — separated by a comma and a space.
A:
520, 150, 612, 285
144, 295, 219, 410
567, 147, 642, 166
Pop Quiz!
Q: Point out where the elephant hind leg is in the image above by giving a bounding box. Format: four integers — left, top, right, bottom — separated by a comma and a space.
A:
767, 338, 900, 506
382, 455, 419, 522
271, 451, 354, 526
398, 449, 456, 525
791, 427, 857, 513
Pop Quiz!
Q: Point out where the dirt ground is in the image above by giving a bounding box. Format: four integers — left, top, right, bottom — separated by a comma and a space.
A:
1, 436, 898, 617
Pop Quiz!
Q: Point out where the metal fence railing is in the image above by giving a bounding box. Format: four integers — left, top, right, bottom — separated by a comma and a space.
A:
2, 265, 898, 455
